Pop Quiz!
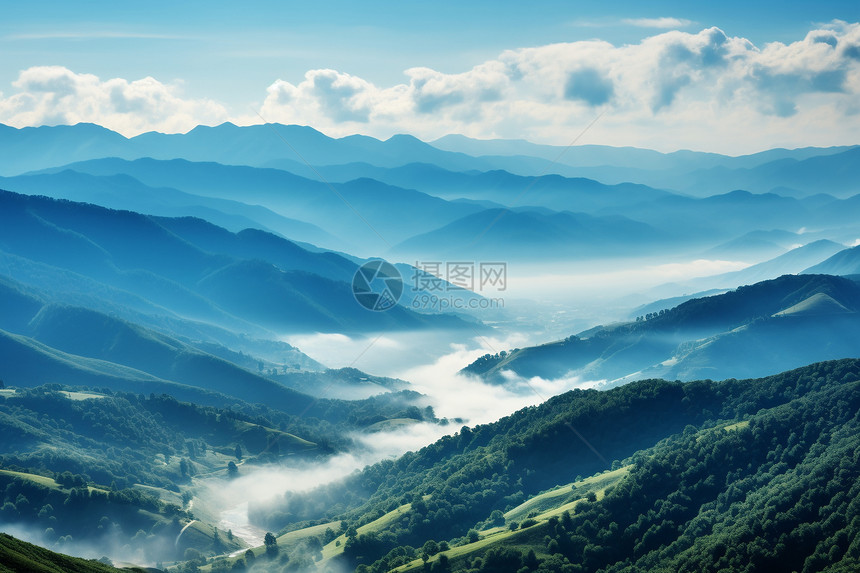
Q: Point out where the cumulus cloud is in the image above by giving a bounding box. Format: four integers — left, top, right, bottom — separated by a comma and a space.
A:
0, 66, 228, 136
254, 21, 860, 153
3, 21, 860, 152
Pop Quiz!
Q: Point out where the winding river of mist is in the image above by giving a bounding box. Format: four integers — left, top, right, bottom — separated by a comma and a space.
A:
203, 329, 605, 546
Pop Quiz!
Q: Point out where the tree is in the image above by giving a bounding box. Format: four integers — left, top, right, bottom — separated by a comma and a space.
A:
227, 461, 239, 478
489, 509, 506, 527
234, 444, 243, 461
434, 553, 450, 572
264, 532, 278, 557
324, 527, 337, 544
467, 529, 480, 543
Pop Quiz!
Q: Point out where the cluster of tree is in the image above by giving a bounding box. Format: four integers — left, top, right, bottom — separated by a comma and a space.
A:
634, 309, 668, 322
0, 384, 407, 494
0, 470, 190, 562
464, 350, 512, 374
350, 360, 860, 572
251, 359, 860, 572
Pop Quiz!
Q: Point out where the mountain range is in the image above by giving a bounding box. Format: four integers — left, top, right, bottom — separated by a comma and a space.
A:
1, 120, 859, 573
3, 123, 860, 266
0, 189, 472, 334
464, 274, 860, 385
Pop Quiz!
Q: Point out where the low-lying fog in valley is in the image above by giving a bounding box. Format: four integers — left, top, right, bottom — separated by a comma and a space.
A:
201, 254, 771, 548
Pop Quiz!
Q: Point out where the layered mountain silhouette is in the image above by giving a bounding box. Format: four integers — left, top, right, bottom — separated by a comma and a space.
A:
0, 276, 410, 406
394, 208, 669, 260
805, 245, 860, 276
33, 157, 486, 252
464, 274, 860, 384
4, 124, 857, 267
649, 239, 847, 299
0, 122, 499, 176
0, 189, 473, 334
0, 169, 338, 247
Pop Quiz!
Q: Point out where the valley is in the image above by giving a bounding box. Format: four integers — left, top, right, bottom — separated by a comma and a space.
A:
2, 8, 860, 571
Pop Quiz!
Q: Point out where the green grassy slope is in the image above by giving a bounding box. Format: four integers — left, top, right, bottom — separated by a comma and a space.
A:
0, 532, 126, 573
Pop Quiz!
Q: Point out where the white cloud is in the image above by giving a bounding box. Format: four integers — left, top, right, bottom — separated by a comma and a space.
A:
0, 65, 228, 136
3, 21, 860, 153
253, 21, 860, 153
623, 17, 693, 29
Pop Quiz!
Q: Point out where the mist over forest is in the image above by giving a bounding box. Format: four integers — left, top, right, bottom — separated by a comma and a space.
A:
2, 4, 860, 573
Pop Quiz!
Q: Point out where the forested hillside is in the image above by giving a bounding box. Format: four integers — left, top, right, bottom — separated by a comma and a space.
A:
464, 274, 860, 383
213, 359, 860, 573
0, 531, 131, 573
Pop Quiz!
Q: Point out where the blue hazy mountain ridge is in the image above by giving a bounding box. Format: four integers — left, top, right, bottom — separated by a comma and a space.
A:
5, 121, 858, 198
463, 274, 860, 385
665, 146, 860, 198
0, 326, 326, 414
0, 277, 396, 404
0, 122, 499, 176
702, 229, 809, 260
393, 208, 670, 260
40, 157, 860, 265
631, 239, 846, 314
255, 161, 676, 213
0, 271, 412, 403
0, 169, 340, 248
0, 247, 274, 339
0, 121, 768, 178
431, 132, 860, 196
804, 245, 860, 276
35, 157, 486, 249
0, 189, 474, 333
596, 189, 860, 242
155, 215, 488, 313
152, 215, 357, 283
24, 303, 314, 402
669, 239, 847, 293
628, 289, 730, 320
431, 132, 858, 171
131, 123, 493, 170
0, 122, 137, 176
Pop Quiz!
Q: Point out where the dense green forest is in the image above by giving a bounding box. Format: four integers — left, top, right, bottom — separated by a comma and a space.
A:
360, 365, 860, 572
219, 359, 860, 573
0, 382, 438, 567
0, 383, 437, 490
5, 360, 860, 572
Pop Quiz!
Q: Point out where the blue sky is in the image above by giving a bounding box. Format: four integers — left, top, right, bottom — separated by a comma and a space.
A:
1, 1, 859, 152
